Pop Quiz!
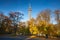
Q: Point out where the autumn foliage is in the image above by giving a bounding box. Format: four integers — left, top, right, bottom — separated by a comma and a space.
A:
0, 9, 60, 37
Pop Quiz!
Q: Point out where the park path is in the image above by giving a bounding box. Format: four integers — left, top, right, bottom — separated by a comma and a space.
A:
0, 35, 60, 40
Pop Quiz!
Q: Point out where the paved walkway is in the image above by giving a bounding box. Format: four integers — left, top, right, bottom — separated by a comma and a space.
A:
0, 35, 60, 40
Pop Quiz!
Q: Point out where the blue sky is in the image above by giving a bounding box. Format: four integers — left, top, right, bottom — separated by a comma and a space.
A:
0, 0, 60, 24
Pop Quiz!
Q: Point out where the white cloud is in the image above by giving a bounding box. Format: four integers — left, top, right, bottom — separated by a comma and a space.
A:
16, 10, 24, 14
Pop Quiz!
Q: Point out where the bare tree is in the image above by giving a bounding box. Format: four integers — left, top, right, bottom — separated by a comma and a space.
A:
9, 12, 24, 34
36, 9, 51, 23
54, 10, 60, 33
54, 10, 60, 24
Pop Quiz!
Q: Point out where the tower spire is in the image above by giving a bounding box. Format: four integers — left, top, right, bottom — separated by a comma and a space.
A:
28, 3, 32, 20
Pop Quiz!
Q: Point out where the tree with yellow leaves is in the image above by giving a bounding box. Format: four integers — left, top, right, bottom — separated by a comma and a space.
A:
28, 18, 39, 35
36, 9, 57, 37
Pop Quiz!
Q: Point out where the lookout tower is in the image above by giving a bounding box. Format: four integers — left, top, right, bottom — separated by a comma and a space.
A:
28, 4, 32, 20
